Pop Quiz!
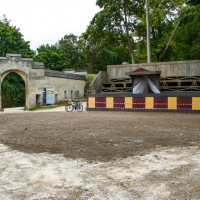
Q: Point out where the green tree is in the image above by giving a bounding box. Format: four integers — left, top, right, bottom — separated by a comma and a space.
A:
151, 0, 184, 62
35, 34, 88, 71
0, 15, 34, 57
167, 4, 200, 60
82, 28, 131, 73
34, 44, 66, 71
135, 0, 184, 62
94, 0, 145, 64
82, 14, 131, 73
59, 34, 86, 70
187, 0, 200, 5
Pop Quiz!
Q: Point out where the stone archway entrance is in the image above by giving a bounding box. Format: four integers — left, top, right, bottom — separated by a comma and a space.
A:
0, 69, 29, 110
1, 71, 26, 108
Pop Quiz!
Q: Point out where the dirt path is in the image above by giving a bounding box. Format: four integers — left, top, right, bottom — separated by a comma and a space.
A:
0, 110, 200, 199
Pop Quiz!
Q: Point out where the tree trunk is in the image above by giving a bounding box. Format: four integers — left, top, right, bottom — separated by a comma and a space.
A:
127, 35, 135, 64
146, 0, 151, 63
123, 3, 135, 64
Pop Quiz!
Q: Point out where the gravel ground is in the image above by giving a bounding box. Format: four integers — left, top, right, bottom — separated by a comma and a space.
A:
0, 107, 200, 199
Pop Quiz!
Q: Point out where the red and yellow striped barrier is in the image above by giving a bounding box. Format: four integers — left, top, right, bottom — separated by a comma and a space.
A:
87, 96, 200, 111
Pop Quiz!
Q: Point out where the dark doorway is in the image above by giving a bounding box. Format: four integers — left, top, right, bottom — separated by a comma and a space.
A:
36, 94, 41, 106
1, 72, 25, 108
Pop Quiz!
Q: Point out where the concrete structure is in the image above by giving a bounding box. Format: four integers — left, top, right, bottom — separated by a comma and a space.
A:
107, 60, 200, 80
87, 60, 200, 112
0, 54, 86, 109
89, 60, 200, 93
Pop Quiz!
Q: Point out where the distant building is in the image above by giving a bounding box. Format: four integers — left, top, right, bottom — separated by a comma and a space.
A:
0, 54, 86, 109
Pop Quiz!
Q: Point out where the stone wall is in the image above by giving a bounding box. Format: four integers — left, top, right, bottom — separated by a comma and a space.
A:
0, 54, 86, 109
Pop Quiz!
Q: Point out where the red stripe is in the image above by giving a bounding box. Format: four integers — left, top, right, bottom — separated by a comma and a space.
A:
133, 97, 145, 109
177, 97, 192, 110
114, 97, 125, 108
95, 97, 106, 108
154, 97, 168, 109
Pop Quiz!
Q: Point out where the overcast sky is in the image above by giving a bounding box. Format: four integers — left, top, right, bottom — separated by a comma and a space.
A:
0, 0, 100, 50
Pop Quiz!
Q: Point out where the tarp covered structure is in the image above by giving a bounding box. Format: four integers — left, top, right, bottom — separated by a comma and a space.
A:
126, 68, 161, 94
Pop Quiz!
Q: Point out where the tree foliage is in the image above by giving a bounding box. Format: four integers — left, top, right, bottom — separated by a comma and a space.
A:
2, 1, 200, 76
0, 15, 34, 58
34, 0, 200, 72
134, 0, 184, 62
167, 4, 200, 60
81, 27, 131, 73
59, 34, 87, 70
34, 34, 87, 71
34, 44, 66, 70
92, 0, 145, 63
187, 0, 200, 5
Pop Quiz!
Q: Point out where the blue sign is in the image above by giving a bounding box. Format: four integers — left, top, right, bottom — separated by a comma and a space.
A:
46, 88, 55, 104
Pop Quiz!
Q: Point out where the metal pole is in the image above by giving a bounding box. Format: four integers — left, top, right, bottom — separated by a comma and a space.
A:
146, 0, 151, 63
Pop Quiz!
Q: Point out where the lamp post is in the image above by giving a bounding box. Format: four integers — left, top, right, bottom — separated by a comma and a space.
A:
146, 0, 151, 63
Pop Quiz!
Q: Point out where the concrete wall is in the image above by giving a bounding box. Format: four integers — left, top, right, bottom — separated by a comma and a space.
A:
0, 54, 86, 109
28, 76, 85, 106
107, 60, 200, 81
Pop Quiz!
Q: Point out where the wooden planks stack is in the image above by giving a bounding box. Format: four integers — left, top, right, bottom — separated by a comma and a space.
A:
160, 76, 200, 92
101, 78, 132, 93
100, 76, 200, 93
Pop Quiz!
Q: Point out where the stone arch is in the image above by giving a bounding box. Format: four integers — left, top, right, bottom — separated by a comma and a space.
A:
0, 69, 29, 109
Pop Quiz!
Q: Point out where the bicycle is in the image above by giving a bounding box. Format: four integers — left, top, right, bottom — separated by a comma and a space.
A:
65, 99, 83, 112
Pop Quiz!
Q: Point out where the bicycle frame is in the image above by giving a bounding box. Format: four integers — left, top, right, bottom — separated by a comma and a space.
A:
65, 99, 83, 112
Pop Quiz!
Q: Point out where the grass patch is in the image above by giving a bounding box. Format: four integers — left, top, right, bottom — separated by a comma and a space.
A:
29, 99, 86, 111
87, 74, 97, 84
29, 103, 66, 111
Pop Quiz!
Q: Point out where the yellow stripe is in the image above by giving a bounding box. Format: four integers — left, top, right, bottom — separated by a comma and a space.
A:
145, 97, 154, 109
125, 97, 132, 109
168, 97, 177, 109
192, 97, 200, 110
106, 97, 114, 108
88, 97, 95, 108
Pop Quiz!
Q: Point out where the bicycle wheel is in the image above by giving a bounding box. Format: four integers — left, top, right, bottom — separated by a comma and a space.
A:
66, 104, 73, 112
77, 103, 83, 112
